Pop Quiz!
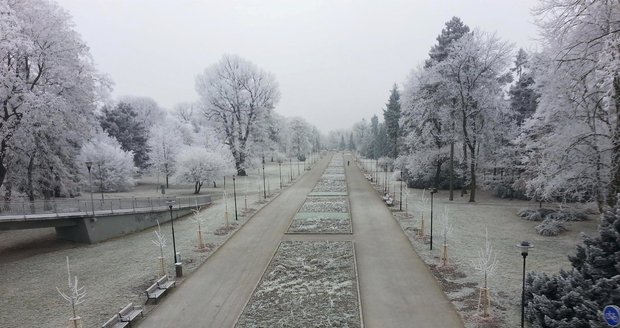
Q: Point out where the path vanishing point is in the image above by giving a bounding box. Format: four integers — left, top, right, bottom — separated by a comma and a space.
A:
139, 152, 463, 328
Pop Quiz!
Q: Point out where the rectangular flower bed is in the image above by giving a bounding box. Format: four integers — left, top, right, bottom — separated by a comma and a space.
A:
312, 179, 347, 193
300, 197, 348, 213
235, 241, 361, 328
287, 212, 352, 234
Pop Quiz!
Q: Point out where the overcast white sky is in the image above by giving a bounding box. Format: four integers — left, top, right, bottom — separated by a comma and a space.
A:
57, 0, 540, 133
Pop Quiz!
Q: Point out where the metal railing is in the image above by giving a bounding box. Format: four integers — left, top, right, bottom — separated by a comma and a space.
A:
0, 195, 212, 217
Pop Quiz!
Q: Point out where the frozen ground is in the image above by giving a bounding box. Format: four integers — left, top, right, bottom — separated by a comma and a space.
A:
362, 170, 599, 327
235, 241, 361, 328
0, 160, 314, 328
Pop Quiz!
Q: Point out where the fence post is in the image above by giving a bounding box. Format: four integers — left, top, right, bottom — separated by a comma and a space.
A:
54, 200, 59, 217
133, 197, 136, 213
110, 200, 113, 214
22, 202, 26, 219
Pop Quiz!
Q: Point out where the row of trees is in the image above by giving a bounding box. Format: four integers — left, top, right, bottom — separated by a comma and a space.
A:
0, 0, 323, 200
349, 1, 619, 208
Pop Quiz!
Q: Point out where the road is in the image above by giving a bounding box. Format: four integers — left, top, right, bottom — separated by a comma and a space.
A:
139, 153, 463, 327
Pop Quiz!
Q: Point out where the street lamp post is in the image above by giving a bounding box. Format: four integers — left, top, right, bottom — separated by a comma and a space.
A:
289, 158, 293, 182
167, 199, 182, 277
97, 162, 104, 201
232, 176, 238, 221
85, 162, 94, 217
297, 158, 300, 176
400, 170, 403, 211
279, 163, 282, 189
517, 241, 533, 328
262, 157, 266, 200
430, 188, 438, 250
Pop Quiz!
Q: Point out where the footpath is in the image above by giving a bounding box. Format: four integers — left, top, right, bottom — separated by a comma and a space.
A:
140, 153, 462, 327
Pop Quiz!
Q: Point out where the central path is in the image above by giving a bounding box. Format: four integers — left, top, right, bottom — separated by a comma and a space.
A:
140, 153, 462, 327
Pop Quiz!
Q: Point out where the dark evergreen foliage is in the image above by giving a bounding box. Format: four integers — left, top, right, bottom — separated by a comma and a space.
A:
525, 205, 620, 327
99, 103, 150, 170
383, 84, 401, 158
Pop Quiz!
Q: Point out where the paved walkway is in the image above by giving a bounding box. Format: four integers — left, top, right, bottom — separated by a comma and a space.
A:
140, 153, 463, 327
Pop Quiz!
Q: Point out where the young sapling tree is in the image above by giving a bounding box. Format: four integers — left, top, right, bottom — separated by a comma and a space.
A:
417, 189, 429, 237
152, 221, 168, 276
472, 228, 498, 318
223, 190, 230, 226
56, 256, 86, 328
191, 203, 206, 250
440, 207, 453, 267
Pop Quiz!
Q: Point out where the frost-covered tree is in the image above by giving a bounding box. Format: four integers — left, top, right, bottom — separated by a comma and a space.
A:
287, 117, 312, 160
56, 256, 86, 325
525, 204, 620, 327
196, 54, 280, 176
400, 17, 470, 195
0, 0, 103, 195
175, 146, 234, 194
383, 84, 401, 158
99, 102, 150, 170
520, 0, 620, 209
148, 122, 183, 188
77, 132, 137, 192
434, 31, 513, 202
117, 95, 166, 130
472, 228, 498, 318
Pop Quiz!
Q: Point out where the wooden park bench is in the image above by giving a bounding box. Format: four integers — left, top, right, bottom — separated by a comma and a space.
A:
101, 303, 143, 328
145, 275, 176, 303
119, 303, 143, 326
101, 314, 127, 328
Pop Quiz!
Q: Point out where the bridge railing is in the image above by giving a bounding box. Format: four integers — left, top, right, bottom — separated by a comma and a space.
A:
0, 195, 212, 217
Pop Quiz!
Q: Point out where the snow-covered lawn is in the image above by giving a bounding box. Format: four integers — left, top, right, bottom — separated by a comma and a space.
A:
0, 159, 314, 328
394, 187, 599, 327
235, 241, 361, 328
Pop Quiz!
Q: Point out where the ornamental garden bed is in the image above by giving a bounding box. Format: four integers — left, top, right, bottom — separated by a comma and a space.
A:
312, 179, 348, 193
287, 212, 352, 234
300, 197, 348, 213
235, 241, 361, 328
324, 168, 345, 174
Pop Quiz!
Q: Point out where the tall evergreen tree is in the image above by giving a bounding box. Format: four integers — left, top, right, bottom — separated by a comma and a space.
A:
425, 17, 471, 67
383, 84, 401, 158
99, 103, 150, 170
369, 115, 380, 159
509, 49, 539, 126
348, 132, 356, 151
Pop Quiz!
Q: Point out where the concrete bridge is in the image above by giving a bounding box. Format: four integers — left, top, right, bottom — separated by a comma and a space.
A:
0, 195, 212, 243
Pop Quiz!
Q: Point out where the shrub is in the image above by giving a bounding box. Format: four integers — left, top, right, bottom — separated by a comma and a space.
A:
535, 218, 567, 236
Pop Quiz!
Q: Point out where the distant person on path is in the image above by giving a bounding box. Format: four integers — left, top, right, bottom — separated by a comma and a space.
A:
347, 161, 350, 166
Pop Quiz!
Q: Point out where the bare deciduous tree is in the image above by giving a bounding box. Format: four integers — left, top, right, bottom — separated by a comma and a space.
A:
196, 55, 281, 176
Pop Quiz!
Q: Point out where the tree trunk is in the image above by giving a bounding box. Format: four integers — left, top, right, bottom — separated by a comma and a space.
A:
449, 142, 454, 201
0, 162, 6, 192
194, 181, 203, 194
608, 74, 620, 207
26, 156, 35, 201
166, 174, 169, 188
434, 162, 442, 189
469, 158, 476, 202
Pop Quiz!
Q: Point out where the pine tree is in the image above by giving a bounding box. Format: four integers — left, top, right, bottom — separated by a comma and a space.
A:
525, 204, 620, 327
99, 103, 150, 170
425, 17, 470, 67
383, 84, 401, 158
509, 49, 539, 126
